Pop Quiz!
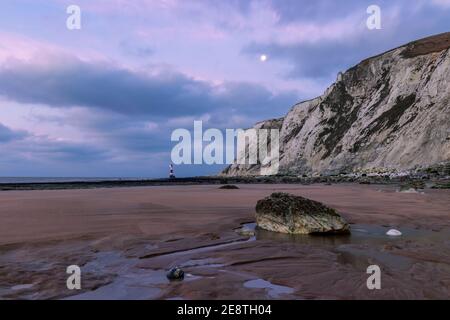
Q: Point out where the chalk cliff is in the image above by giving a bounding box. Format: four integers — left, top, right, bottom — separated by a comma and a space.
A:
222, 32, 450, 176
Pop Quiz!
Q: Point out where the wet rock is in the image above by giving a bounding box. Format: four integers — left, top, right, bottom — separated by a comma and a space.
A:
386, 229, 402, 236
166, 267, 184, 281
430, 181, 450, 189
399, 180, 425, 192
219, 185, 240, 190
255, 192, 350, 235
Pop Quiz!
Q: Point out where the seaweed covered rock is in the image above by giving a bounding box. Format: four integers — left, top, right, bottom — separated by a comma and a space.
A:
255, 193, 350, 234
219, 185, 240, 189
166, 267, 184, 281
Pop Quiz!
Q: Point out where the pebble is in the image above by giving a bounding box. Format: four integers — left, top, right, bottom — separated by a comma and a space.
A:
386, 229, 402, 236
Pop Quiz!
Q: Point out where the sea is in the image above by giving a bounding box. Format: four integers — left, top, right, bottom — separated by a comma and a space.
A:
0, 177, 150, 184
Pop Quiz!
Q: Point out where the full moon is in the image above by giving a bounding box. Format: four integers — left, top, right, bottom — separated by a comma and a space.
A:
260, 54, 268, 62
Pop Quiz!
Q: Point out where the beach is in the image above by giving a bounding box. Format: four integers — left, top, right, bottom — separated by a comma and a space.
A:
0, 183, 449, 299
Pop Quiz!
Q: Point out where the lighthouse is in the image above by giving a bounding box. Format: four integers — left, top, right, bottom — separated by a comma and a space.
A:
169, 164, 176, 179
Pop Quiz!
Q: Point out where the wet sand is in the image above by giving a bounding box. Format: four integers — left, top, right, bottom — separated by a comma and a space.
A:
0, 184, 449, 299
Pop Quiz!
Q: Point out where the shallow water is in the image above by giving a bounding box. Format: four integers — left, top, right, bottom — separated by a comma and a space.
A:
241, 222, 449, 275
65, 252, 167, 300
3, 222, 447, 300
65, 251, 206, 300
144, 236, 256, 260
179, 258, 225, 269
244, 279, 294, 298
11, 284, 34, 291
254, 222, 445, 246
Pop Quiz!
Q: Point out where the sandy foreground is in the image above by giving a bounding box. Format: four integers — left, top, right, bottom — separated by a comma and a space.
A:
0, 183, 449, 300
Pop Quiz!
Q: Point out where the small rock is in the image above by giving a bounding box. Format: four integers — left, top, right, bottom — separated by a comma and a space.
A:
166, 267, 185, 281
219, 185, 240, 189
386, 229, 402, 236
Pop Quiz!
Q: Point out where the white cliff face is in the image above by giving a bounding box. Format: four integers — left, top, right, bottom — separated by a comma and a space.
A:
223, 33, 450, 176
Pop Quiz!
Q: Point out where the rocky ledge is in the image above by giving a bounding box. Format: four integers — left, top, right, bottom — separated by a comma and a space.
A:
255, 192, 350, 235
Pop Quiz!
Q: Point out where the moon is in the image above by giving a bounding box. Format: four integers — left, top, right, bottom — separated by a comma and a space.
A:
260, 54, 268, 62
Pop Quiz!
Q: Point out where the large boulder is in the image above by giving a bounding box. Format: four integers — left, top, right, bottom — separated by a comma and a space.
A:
255, 193, 350, 234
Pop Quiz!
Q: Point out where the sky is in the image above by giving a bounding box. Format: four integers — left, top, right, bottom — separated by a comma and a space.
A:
0, 0, 449, 178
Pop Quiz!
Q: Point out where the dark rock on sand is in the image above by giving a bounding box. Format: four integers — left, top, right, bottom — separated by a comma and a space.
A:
399, 180, 426, 192
166, 267, 184, 281
255, 192, 350, 235
431, 181, 450, 189
219, 185, 240, 189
